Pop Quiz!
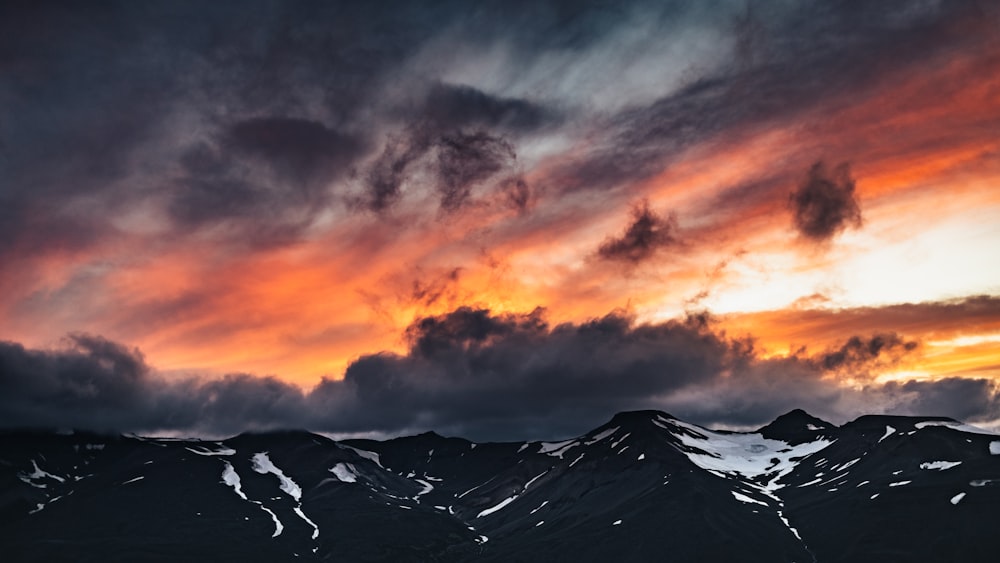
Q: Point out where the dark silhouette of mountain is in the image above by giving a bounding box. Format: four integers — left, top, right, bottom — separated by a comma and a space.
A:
1, 410, 998, 562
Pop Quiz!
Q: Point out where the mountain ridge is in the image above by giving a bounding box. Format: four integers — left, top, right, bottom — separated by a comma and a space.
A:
1, 409, 998, 562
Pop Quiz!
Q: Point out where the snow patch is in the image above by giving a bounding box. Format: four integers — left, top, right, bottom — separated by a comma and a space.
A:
524, 471, 547, 490
529, 500, 548, 515
611, 432, 631, 449
637, 453, 645, 461
536, 520, 544, 527
915, 420, 998, 436
732, 491, 768, 506
122, 476, 144, 485
20, 459, 65, 486
538, 439, 579, 458
585, 426, 619, 445
259, 505, 284, 537
990, 441, 1000, 455
477, 495, 518, 518
878, 426, 895, 443
612, 519, 622, 526
950, 492, 966, 505
252, 452, 302, 502
341, 445, 382, 467
293, 506, 320, 540
185, 444, 236, 456
889, 480, 911, 487
832, 458, 861, 472
221, 462, 248, 500
414, 478, 434, 499
920, 461, 962, 471
329, 462, 358, 483
665, 416, 832, 489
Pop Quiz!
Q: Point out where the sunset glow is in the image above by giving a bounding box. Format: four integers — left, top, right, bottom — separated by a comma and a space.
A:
2, 0, 998, 437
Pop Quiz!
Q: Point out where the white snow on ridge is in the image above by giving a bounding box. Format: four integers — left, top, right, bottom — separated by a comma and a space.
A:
529, 500, 548, 514
524, 471, 547, 490
950, 492, 966, 505
889, 480, 911, 487
611, 432, 631, 449
293, 506, 320, 540
663, 416, 832, 488
341, 445, 383, 467
832, 458, 861, 472
585, 426, 619, 445
185, 444, 236, 456
122, 476, 144, 485
221, 462, 248, 500
252, 452, 302, 502
414, 478, 434, 498
21, 460, 65, 485
476, 495, 518, 518
920, 461, 962, 471
731, 491, 768, 506
878, 426, 896, 443
915, 421, 998, 436
258, 505, 284, 537
538, 439, 579, 458
329, 462, 358, 483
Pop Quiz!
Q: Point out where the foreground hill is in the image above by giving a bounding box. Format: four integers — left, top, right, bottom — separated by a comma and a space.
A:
1, 410, 998, 562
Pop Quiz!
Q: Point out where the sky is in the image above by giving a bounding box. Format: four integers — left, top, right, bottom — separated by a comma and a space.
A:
2, 0, 999, 440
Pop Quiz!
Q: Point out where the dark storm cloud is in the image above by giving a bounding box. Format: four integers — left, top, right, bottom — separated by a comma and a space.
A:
168, 116, 365, 244
789, 162, 862, 242
363, 130, 433, 212
814, 333, 918, 376
598, 200, 679, 263
224, 117, 364, 186
436, 131, 516, 212
878, 377, 1000, 422
422, 82, 560, 134
1, 0, 987, 256
6, 306, 993, 440
362, 128, 520, 213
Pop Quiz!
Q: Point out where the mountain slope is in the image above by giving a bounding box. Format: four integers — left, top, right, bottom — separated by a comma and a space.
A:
1, 411, 998, 562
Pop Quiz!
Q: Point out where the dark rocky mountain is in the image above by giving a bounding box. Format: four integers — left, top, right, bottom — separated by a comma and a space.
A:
1, 410, 998, 562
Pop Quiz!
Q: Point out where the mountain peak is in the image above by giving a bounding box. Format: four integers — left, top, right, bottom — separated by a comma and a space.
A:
758, 409, 834, 444
608, 410, 674, 424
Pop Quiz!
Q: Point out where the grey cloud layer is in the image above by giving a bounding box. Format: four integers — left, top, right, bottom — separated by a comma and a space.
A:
2, 0, 989, 257
2, 308, 996, 440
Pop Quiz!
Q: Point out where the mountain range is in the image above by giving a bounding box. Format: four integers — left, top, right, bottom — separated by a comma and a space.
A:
2, 409, 998, 562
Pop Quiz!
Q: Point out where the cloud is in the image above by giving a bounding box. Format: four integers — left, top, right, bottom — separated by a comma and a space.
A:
436, 131, 516, 211
421, 82, 559, 134
3, 307, 994, 440
789, 161, 862, 242
813, 333, 918, 377
598, 200, 678, 263
224, 117, 364, 187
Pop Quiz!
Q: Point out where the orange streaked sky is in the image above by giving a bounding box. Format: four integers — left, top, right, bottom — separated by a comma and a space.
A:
1, 0, 998, 437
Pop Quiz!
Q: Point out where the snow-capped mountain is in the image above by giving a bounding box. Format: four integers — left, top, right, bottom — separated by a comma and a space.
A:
2, 410, 998, 562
